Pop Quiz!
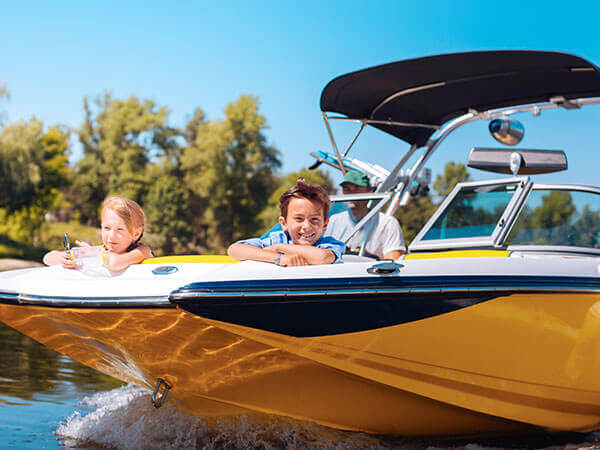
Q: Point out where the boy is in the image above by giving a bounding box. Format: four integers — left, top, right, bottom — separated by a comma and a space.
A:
228, 179, 344, 266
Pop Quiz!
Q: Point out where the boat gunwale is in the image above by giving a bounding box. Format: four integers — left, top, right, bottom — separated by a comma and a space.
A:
0, 290, 172, 308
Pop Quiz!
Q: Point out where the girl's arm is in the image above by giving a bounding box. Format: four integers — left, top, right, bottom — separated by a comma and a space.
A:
43, 250, 64, 266
43, 250, 77, 269
102, 244, 153, 272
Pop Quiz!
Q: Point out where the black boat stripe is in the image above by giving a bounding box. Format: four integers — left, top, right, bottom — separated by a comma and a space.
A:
169, 275, 600, 337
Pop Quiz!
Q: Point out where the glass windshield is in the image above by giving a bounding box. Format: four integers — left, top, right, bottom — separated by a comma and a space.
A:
507, 189, 600, 248
422, 183, 518, 240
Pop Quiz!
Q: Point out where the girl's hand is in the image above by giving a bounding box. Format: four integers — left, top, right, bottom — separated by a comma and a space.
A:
101, 247, 110, 266
61, 251, 77, 270
75, 240, 91, 247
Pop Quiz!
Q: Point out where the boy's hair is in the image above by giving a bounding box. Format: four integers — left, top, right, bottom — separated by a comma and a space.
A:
279, 178, 330, 219
102, 196, 146, 240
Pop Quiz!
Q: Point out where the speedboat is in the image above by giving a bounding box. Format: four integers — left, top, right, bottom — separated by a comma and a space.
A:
2, 50, 600, 437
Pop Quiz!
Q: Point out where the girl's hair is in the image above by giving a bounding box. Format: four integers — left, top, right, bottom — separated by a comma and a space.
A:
279, 178, 330, 219
101, 196, 146, 249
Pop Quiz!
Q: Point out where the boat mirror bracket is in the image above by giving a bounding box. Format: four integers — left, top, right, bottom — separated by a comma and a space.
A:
367, 262, 404, 275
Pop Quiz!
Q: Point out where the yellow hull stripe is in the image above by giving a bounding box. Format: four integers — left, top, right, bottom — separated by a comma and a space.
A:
404, 250, 510, 260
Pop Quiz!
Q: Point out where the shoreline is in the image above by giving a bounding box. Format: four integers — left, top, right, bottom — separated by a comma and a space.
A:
0, 258, 44, 272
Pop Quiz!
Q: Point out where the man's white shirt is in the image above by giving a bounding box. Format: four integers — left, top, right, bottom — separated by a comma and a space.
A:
326, 210, 406, 258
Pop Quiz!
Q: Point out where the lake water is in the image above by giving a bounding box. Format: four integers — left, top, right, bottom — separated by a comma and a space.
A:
1, 321, 600, 449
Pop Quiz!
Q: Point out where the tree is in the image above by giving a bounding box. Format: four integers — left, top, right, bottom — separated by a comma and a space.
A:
181, 95, 281, 248
0, 119, 45, 212
433, 162, 471, 197
391, 161, 470, 245
73, 93, 173, 224
530, 191, 576, 231
143, 173, 193, 255
570, 204, 600, 248
0, 82, 9, 125
0, 120, 70, 244
182, 107, 205, 146
0, 120, 69, 212
394, 195, 437, 244
509, 190, 580, 246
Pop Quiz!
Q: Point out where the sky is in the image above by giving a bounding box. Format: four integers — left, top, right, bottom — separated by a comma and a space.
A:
2, 0, 600, 187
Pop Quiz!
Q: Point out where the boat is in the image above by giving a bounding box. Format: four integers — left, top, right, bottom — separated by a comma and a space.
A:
2, 50, 600, 437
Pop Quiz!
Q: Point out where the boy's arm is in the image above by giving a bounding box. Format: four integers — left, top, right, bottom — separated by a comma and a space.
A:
102, 244, 153, 272
228, 242, 312, 266
227, 242, 280, 264
268, 243, 335, 265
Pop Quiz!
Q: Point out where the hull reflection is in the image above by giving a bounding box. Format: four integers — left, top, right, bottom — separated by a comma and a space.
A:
3, 290, 600, 436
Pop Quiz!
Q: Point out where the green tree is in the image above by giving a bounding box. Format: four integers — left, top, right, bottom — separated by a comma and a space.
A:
509, 191, 579, 246
183, 107, 206, 146
143, 173, 193, 255
0, 119, 45, 212
181, 95, 281, 248
0, 82, 9, 125
0, 121, 70, 244
0, 82, 8, 100
392, 161, 470, 245
433, 162, 471, 197
394, 195, 437, 244
570, 204, 600, 248
74, 93, 172, 223
530, 191, 576, 231
0, 121, 69, 212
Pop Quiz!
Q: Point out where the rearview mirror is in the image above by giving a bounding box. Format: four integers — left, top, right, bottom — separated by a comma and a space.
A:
489, 116, 524, 146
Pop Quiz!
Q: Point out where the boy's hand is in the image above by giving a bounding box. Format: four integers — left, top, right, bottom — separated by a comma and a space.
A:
279, 253, 309, 267
267, 243, 285, 253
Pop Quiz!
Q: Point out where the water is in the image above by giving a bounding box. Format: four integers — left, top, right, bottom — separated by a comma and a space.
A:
1, 321, 600, 449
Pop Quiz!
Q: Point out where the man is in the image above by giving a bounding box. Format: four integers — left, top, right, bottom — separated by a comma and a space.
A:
326, 170, 406, 260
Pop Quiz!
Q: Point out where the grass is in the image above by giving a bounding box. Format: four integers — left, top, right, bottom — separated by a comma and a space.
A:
0, 235, 45, 261
0, 221, 99, 262
40, 221, 101, 250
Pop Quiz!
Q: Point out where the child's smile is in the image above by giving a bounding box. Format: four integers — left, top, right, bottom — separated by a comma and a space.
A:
279, 197, 328, 246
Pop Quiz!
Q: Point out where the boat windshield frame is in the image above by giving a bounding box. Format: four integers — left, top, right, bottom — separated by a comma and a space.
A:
505, 183, 600, 256
409, 177, 531, 251
408, 180, 600, 255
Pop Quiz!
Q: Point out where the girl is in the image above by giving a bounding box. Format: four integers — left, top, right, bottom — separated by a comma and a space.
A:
43, 196, 154, 273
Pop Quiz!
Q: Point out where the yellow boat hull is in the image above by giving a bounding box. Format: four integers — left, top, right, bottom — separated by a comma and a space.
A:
2, 290, 600, 436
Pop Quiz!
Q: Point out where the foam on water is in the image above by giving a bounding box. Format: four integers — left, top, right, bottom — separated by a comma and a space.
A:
56, 385, 600, 449
55, 384, 409, 449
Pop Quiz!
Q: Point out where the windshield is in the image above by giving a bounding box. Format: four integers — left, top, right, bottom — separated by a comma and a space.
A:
422, 183, 518, 240
507, 188, 600, 248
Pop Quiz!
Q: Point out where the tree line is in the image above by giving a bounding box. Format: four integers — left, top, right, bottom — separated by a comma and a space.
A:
0, 86, 470, 257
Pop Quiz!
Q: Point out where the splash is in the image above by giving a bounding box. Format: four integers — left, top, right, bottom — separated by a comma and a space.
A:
55, 384, 408, 449
55, 385, 600, 449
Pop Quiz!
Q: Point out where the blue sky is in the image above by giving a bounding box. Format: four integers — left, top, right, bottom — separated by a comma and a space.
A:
2, 1, 600, 186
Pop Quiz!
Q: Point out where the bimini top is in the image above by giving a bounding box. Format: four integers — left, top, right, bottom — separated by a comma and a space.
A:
320, 50, 600, 147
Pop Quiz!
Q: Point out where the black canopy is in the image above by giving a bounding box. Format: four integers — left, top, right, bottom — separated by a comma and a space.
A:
320, 51, 600, 147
